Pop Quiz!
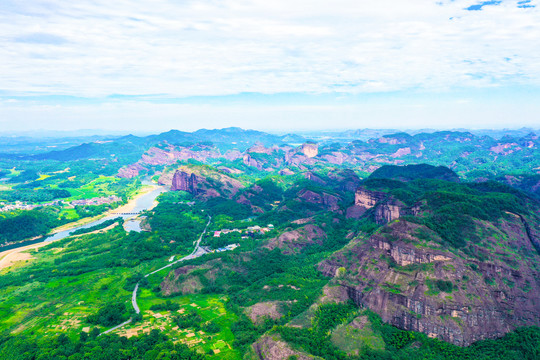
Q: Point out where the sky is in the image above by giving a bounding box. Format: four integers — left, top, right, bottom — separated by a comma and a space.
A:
0, 0, 539, 133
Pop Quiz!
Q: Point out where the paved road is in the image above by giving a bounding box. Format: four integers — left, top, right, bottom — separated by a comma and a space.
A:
100, 319, 132, 336
144, 215, 211, 278
132, 283, 140, 314
101, 214, 212, 335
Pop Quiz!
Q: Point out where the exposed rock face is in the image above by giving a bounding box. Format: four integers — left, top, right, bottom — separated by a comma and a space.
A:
391, 147, 411, 158
117, 163, 145, 178
514, 213, 540, 253
251, 334, 321, 360
321, 151, 348, 165
355, 188, 387, 209
165, 165, 244, 199
279, 168, 294, 176
301, 142, 319, 158
374, 199, 403, 224
319, 220, 540, 346
118, 142, 240, 178
320, 151, 350, 165
266, 224, 327, 254
354, 187, 421, 224
161, 265, 203, 296
171, 170, 198, 194
346, 205, 367, 219
243, 154, 263, 170
143, 144, 222, 166
247, 143, 274, 155
217, 166, 243, 174
329, 169, 361, 192
370, 232, 451, 266
298, 189, 340, 212
285, 152, 316, 167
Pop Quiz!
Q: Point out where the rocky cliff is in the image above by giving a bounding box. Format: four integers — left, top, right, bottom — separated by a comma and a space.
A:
171, 170, 199, 194
117, 142, 241, 178
354, 188, 387, 209
298, 189, 341, 212
161, 165, 244, 199
351, 187, 421, 224
318, 220, 540, 346
243, 154, 264, 170
250, 334, 322, 360
301, 143, 319, 158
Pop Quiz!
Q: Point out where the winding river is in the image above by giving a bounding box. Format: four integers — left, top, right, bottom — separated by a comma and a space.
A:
1, 182, 168, 253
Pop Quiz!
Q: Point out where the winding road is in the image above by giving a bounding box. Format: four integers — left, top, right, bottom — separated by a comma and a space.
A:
101, 214, 212, 335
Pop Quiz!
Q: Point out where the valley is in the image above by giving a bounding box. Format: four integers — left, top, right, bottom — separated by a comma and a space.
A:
0, 127, 538, 359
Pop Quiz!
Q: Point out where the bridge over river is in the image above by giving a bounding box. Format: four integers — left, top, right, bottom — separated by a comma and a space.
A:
110, 212, 142, 216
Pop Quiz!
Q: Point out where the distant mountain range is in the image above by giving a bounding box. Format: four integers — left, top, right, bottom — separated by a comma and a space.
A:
2, 128, 539, 197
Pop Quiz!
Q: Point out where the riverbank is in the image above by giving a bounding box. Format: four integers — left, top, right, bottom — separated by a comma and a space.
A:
50, 184, 158, 234
0, 241, 48, 270
0, 183, 163, 263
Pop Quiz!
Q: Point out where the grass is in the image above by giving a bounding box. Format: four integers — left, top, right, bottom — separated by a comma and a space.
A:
0, 214, 238, 358
59, 208, 79, 220
0, 263, 133, 337
3, 183, 229, 356
0, 231, 141, 338
381, 282, 402, 294
126, 292, 241, 359
56, 176, 120, 201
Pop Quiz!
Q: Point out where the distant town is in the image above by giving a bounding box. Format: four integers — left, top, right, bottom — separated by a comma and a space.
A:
213, 224, 274, 239
0, 195, 122, 212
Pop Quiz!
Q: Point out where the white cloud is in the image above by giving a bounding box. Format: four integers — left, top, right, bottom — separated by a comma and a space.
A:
0, 0, 539, 98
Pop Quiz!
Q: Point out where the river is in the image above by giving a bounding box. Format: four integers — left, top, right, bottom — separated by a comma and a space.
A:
1, 181, 168, 252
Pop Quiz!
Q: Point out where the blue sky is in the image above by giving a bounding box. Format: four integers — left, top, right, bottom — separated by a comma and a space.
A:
0, 0, 539, 132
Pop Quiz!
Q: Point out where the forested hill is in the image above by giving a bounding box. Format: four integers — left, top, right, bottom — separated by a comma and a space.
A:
25, 128, 539, 180
31, 127, 296, 161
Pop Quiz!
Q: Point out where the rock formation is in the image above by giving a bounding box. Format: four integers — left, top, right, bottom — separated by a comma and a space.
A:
251, 334, 321, 360
301, 142, 319, 158
355, 188, 387, 209
279, 168, 294, 176
351, 187, 421, 224
171, 170, 198, 194
298, 189, 341, 212
247, 143, 274, 155
243, 154, 263, 170
319, 220, 540, 346
117, 163, 146, 178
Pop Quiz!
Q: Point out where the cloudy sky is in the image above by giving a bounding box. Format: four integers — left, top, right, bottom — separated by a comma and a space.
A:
0, 0, 539, 132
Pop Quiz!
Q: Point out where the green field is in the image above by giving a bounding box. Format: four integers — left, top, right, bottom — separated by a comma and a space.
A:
59, 176, 120, 201
0, 254, 133, 337
0, 216, 239, 357
122, 292, 241, 358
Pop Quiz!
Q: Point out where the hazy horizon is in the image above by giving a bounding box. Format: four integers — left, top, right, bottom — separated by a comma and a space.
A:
1, 125, 539, 140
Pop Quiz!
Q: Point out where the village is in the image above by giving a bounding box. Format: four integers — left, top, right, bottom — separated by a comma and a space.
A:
211, 224, 274, 239
0, 195, 122, 213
